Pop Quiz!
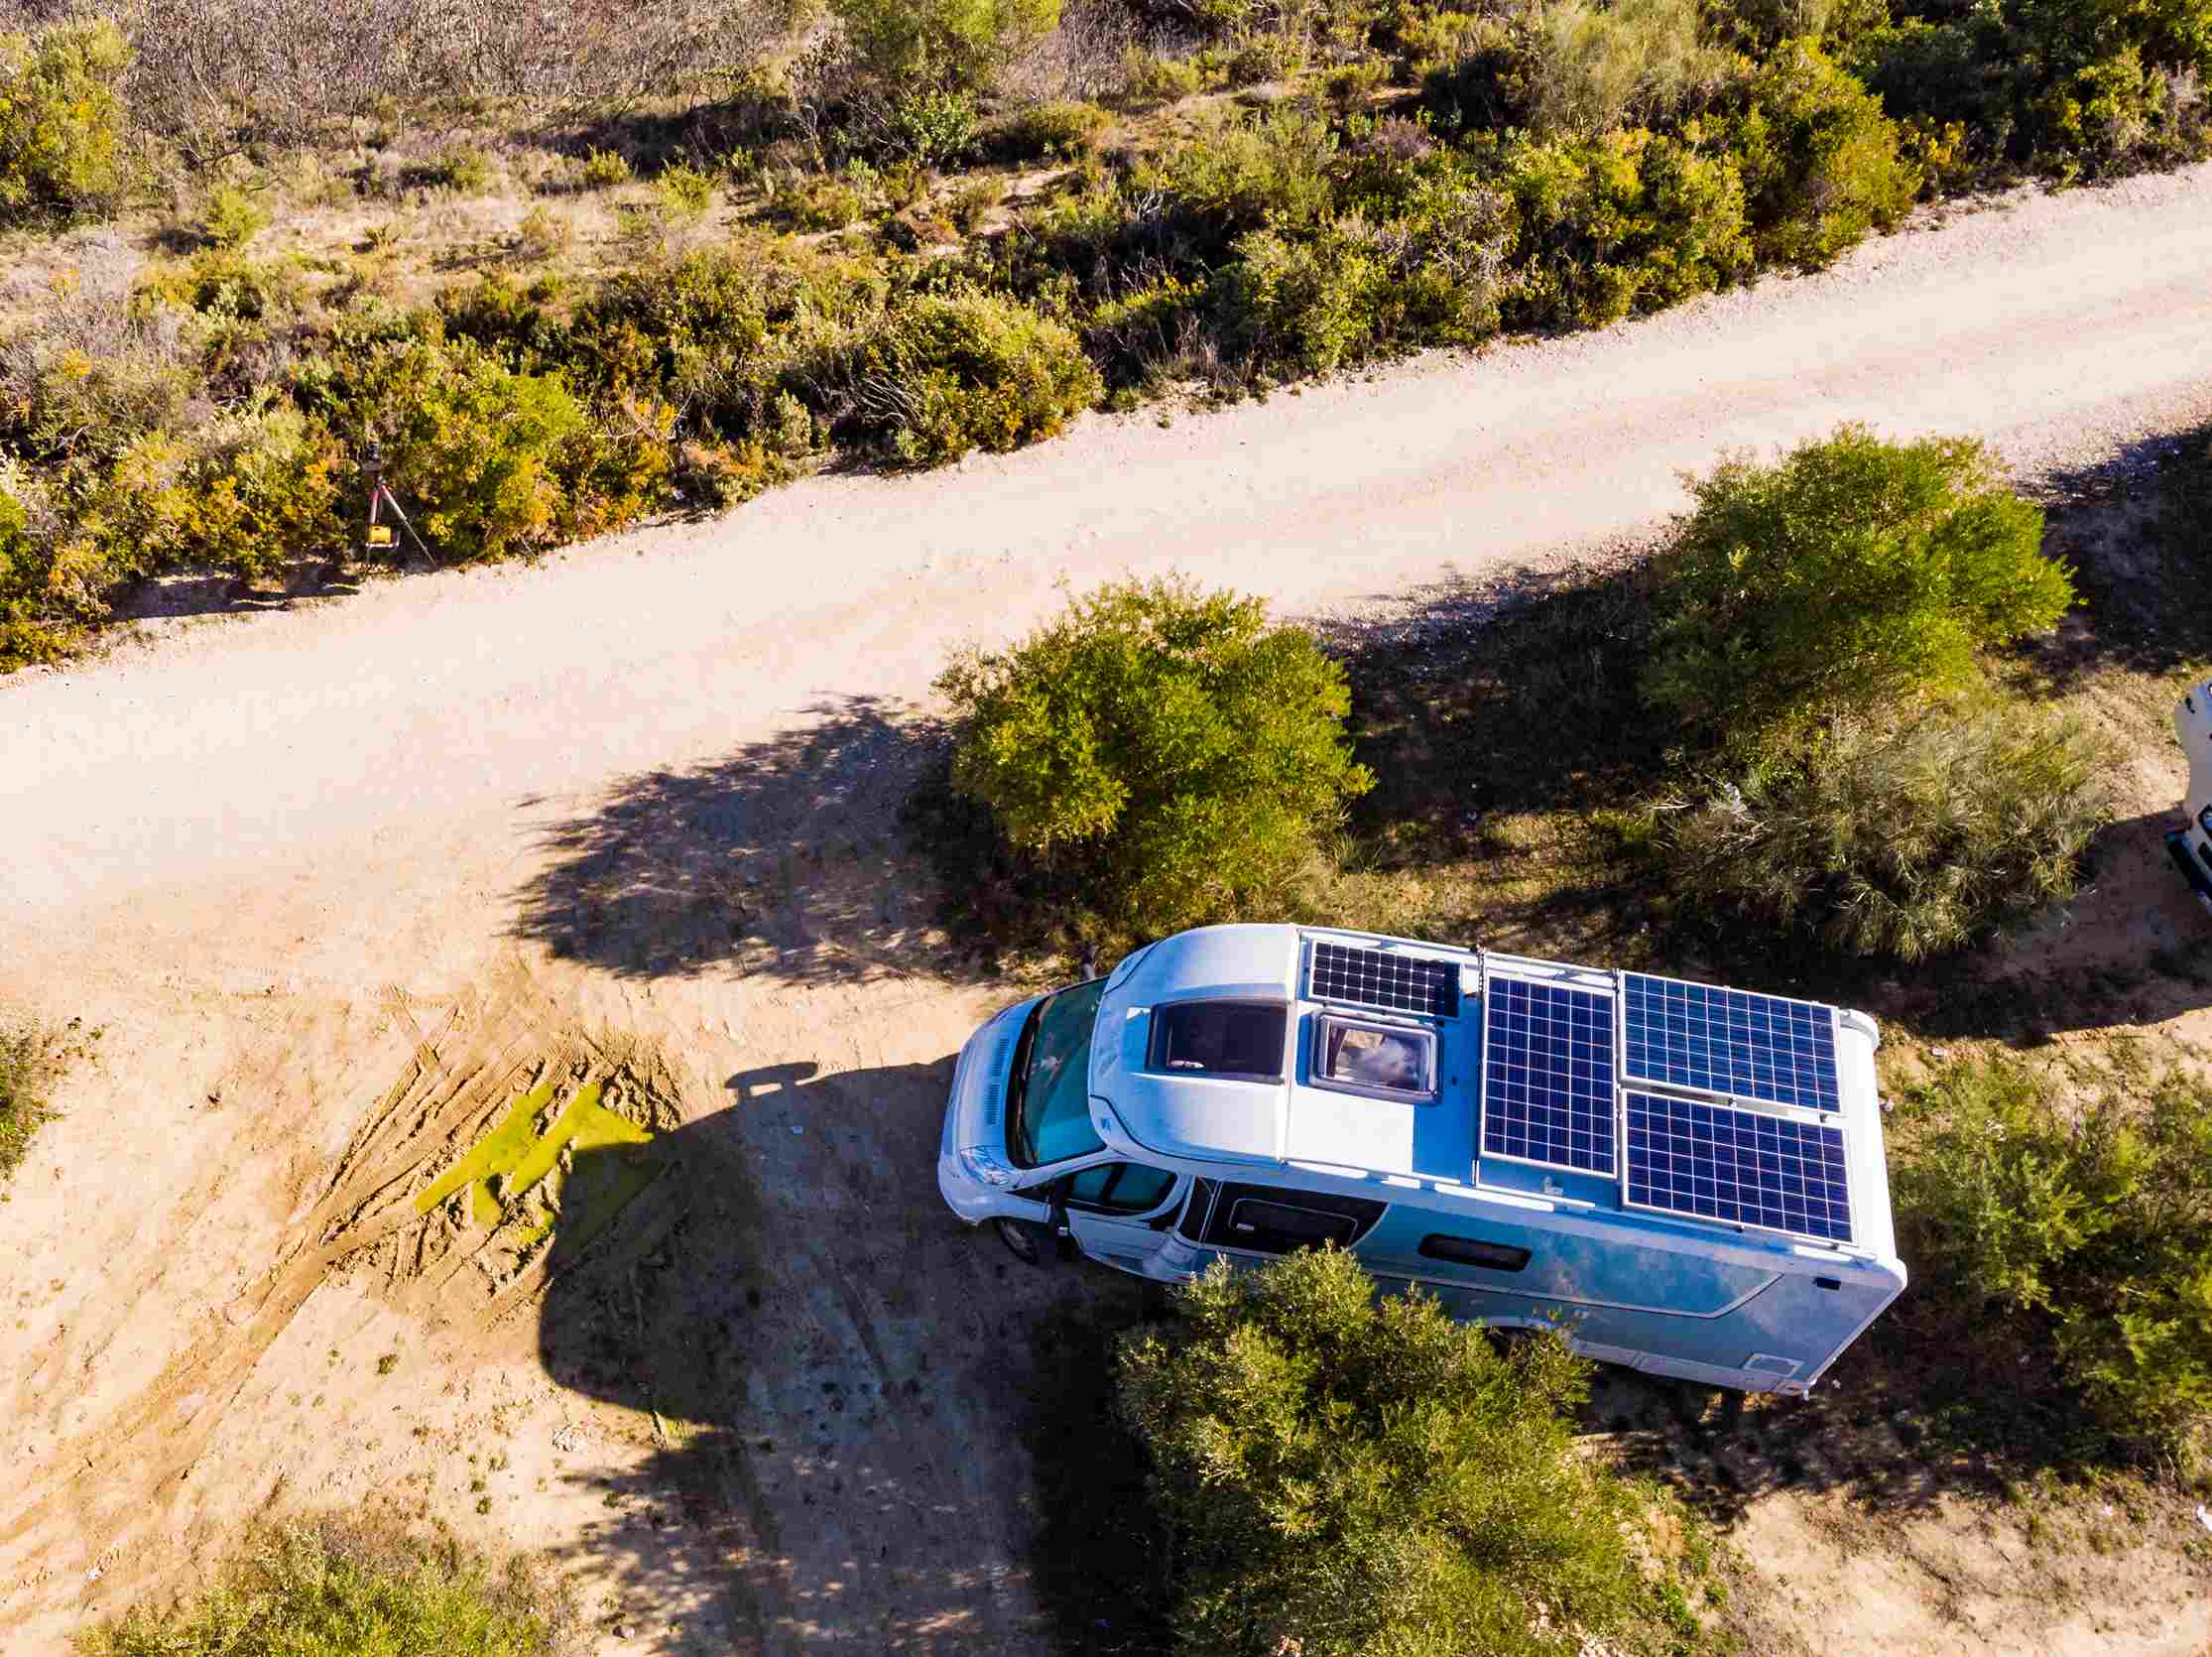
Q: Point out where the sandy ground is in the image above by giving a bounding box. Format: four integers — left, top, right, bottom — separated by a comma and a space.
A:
4, 164, 2212, 1656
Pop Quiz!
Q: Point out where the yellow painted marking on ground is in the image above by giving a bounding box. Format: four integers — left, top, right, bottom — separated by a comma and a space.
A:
417, 1082, 557, 1215
506, 1083, 651, 1203
414, 1080, 660, 1247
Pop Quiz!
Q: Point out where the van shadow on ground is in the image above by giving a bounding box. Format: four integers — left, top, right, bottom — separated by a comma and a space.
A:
1583, 1253, 2135, 1530
534, 1055, 1146, 1655
512, 698, 968, 986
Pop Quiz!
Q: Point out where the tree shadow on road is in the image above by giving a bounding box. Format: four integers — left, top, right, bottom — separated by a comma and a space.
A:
511, 697, 977, 985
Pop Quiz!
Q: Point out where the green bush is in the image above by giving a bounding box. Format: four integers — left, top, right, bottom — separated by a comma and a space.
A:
988, 98, 1112, 162
405, 146, 498, 194
1117, 47, 1205, 107
561, 240, 886, 445
653, 161, 715, 222
846, 287, 1100, 464
138, 250, 303, 319
936, 576, 1372, 942
882, 87, 982, 165
1141, 106, 1339, 252
1655, 697, 2110, 957
1714, 0, 1890, 50
0, 20, 133, 224
329, 333, 588, 560
77, 1516, 579, 1657
579, 147, 633, 189
1225, 32, 1305, 85
768, 169, 874, 230
1854, 0, 2212, 185
1895, 1058, 2212, 1470
85, 404, 348, 583
194, 180, 272, 249
1504, 127, 1753, 329
1209, 166, 1514, 379
673, 436, 791, 508
1325, 56, 1392, 106
0, 1019, 57, 1181
1117, 1247, 1682, 1656
831, 0, 1059, 92
1644, 424, 2074, 746
1214, 221, 1382, 376
1728, 40, 1919, 268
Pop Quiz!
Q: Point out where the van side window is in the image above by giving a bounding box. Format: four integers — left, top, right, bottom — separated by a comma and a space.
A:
1064, 1161, 1178, 1214
1151, 1002, 1288, 1081
1417, 1234, 1532, 1272
1197, 1182, 1388, 1255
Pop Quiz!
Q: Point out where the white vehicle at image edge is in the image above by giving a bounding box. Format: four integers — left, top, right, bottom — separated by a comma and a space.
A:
939, 923, 1907, 1395
2167, 681, 2212, 914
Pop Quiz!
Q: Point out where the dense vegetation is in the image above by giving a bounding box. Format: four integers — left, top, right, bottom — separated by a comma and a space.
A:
1891, 1057, 2212, 1475
74, 1517, 580, 1656
935, 576, 1371, 946
1, 0, 2205, 664
1116, 1247, 1708, 1655
928, 430, 2093, 964
1640, 426, 2094, 960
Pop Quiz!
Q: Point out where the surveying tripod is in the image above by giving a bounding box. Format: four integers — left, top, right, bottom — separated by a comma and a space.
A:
342, 443, 431, 576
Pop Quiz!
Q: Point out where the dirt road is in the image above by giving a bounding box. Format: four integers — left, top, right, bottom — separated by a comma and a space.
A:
4, 163, 2211, 1656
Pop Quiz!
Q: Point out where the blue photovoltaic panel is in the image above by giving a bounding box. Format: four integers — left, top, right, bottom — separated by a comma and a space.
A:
1625, 1090, 1853, 1243
1621, 974, 1839, 1113
1481, 977, 1616, 1175
1309, 942, 1461, 1019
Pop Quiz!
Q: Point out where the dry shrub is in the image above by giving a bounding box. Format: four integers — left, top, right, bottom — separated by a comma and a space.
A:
1115, 44, 1204, 105
106, 0, 795, 153
1656, 698, 2111, 959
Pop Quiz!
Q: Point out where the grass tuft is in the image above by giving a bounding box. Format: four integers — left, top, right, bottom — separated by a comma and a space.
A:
0, 1021, 58, 1182
74, 1515, 582, 1657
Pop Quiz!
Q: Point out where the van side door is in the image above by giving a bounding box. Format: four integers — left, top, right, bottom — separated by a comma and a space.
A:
1055, 1162, 1186, 1273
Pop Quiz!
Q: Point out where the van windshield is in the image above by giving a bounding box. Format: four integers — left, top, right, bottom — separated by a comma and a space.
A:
1008, 977, 1108, 1167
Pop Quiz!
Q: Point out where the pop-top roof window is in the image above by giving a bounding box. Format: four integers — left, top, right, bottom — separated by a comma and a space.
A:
1151, 1001, 1288, 1082
1312, 1014, 1435, 1101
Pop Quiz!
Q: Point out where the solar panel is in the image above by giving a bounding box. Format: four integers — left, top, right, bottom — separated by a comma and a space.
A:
1481, 976, 1616, 1175
1308, 942, 1460, 1019
1625, 1090, 1853, 1243
1621, 974, 1839, 1113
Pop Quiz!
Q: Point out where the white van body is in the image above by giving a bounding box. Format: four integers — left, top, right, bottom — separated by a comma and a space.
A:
939, 924, 1906, 1396
2169, 682, 2212, 913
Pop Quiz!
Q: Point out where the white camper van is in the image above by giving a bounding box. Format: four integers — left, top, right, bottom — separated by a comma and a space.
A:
938, 924, 1907, 1396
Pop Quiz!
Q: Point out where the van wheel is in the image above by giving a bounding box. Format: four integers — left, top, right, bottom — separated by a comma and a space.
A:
993, 1217, 1049, 1266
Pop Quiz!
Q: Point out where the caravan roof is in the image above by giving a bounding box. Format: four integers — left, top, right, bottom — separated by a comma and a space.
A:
1086, 924, 1896, 1265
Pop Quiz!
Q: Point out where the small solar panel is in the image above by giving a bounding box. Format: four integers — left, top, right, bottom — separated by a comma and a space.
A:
1625, 1091, 1853, 1243
1622, 974, 1839, 1113
1481, 977, 1616, 1175
1308, 942, 1460, 1019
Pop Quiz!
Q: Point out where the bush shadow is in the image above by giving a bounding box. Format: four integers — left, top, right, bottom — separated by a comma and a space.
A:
534, 1057, 1161, 1654
2017, 420, 2212, 688
1324, 558, 1676, 854
513, 697, 977, 984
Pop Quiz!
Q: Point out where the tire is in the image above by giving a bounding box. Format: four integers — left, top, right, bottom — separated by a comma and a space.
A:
993, 1216, 1050, 1266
